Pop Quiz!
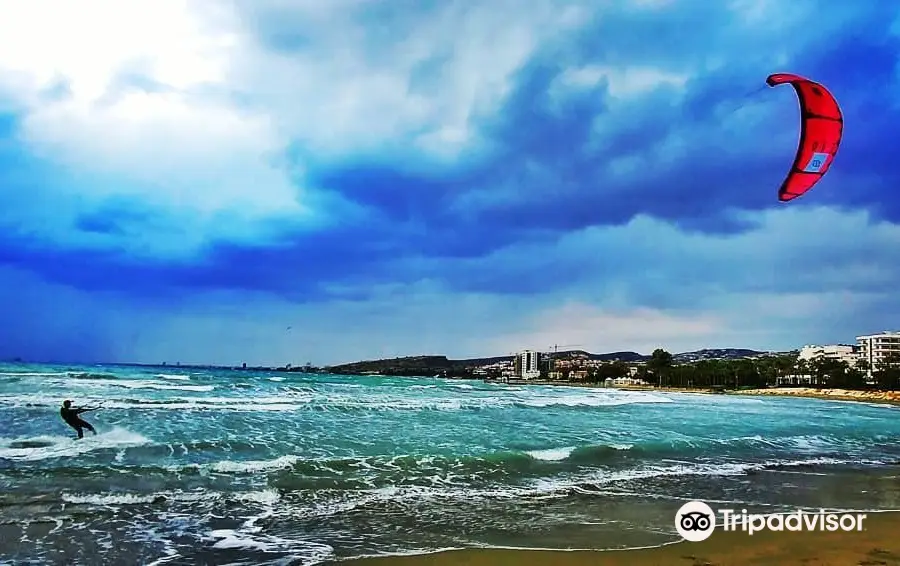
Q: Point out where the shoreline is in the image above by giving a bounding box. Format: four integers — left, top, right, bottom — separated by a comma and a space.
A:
492, 379, 900, 406
732, 387, 900, 405
338, 510, 900, 566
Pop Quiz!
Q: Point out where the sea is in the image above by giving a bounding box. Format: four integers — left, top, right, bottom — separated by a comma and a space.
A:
2, 363, 900, 565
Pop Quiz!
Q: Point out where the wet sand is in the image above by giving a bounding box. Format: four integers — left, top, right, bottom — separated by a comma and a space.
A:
340, 510, 900, 566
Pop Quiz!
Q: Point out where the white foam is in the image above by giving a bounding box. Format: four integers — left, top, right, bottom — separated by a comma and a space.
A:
206, 525, 334, 565
156, 374, 191, 381
63, 493, 158, 505
269, 376, 285, 382
348, 547, 464, 561
122, 381, 212, 392
784, 435, 841, 452
0, 394, 303, 412
0, 387, 673, 413
858, 402, 900, 410
208, 529, 271, 551
518, 390, 672, 408
526, 447, 576, 461
237, 489, 281, 505
64, 378, 214, 392
0, 427, 151, 461
211, 455, 301, 474
0, 371, 68, 377
467, 541, 682, 553
60, 489, 277, 507
523, 455, 865, 498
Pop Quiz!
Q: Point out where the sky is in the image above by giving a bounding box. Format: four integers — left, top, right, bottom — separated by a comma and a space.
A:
0, 0, 899, 366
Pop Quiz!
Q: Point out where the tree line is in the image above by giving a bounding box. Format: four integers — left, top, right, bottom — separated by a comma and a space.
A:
570, 348, 900, 390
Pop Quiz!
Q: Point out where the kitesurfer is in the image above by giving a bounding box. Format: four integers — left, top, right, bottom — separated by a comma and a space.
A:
60, 400, 99, 439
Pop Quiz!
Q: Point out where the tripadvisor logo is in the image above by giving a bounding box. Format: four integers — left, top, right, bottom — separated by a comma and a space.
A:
675, 501, 867, 542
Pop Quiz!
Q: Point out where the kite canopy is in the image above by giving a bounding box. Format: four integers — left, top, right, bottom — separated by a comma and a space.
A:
766, 73, 843, 202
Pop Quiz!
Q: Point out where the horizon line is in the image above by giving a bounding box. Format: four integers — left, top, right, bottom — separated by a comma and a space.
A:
1, 346, 801, 370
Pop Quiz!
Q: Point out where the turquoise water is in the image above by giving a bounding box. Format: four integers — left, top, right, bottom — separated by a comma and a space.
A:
2, 363, 900, 564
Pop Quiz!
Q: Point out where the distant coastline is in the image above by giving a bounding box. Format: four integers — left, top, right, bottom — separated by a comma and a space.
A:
318, 348, 771, 377
318, 344, 900, 405
8, 347, 899, 407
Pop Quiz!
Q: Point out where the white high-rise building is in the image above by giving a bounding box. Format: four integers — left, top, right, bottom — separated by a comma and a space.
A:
797, 344, 860, 368
856, 331, 900, 376
514, 350, 542, 380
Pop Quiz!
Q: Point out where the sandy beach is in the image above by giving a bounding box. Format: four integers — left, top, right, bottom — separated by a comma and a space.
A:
340, 510, 900, 566
578, 382, 900, 406
733, 387, 900, 405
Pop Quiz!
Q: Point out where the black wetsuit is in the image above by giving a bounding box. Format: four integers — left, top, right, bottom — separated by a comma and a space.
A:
60, 406, 97, 439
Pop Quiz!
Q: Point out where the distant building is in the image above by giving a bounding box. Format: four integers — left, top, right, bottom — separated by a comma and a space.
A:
540, 357, 556, 374
514, 350, 542, 380
857, 331, 900, 376
604, 377, 647, 387
776, 373, 824, 386
797, 344, 860, 368
569, 370, 588, 381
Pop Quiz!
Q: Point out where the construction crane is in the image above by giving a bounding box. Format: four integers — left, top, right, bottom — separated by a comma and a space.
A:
545, 344, 583, 370
548, 344, 583, 357
539, 344, 582, 380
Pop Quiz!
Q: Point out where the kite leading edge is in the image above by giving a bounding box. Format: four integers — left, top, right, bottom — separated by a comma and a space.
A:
766, 73, 843, 202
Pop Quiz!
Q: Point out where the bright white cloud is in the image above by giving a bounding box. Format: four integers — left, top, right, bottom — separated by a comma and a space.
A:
22, 92, 297, 213
380, 205, 900, 351
228, 0, 588, 161
388, 204, 900, 312
0, 0, 235, 102
0, 0, 599, 257
0, 0, 304, 257
487, 303, 724, 355
469, 205, 900, 295
555, 65, 689, 100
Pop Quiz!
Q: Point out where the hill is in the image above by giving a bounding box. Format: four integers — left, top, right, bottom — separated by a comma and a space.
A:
671, 348, 768, 362
327, 355, 456, 376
